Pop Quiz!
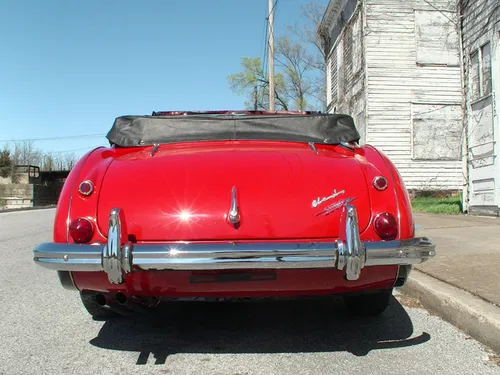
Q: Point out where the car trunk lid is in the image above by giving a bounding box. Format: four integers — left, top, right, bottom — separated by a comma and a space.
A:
96, 141, 371, 241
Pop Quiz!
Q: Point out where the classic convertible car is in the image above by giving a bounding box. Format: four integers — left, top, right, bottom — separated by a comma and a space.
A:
33, 110, 435, 319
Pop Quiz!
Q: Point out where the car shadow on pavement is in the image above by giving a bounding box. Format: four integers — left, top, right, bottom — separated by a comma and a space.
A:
89, 295, 430, 365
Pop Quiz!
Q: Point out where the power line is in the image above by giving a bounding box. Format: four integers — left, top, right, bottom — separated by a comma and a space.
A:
0, 133, 106, 142
48, 147, 99, 154
268, 0, 278, 19
262, 6, 269, 77
267, 0, 277, 111
263, 0, 278, 77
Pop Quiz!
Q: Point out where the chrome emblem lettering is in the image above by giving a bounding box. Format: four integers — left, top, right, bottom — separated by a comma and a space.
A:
317, 197, 356, 216
311, 189, 345, 208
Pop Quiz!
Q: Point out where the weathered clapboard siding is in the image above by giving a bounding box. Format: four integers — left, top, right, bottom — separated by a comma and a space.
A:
364, 0, 463, 190
461, 0, 500, 212
462, 0, 499, 45
325, 1, 368, 144
321, 0, 464, 190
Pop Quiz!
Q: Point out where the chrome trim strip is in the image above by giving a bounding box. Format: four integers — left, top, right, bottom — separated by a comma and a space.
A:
364, 237, 436, 266
34, 242, 338, 271
150, 143, 160, 157
122, 242, 133, 275
340, 141, 358, 151
227, 186, 240, 225
34, 242, 103, 271
101, 208, 132, 284
339, 204, 365, 280
102, 208, 122, 284
33, 207, 436, 284
308, 142, 318, 154
33, 238, 435, 273
132, 242, 338, 270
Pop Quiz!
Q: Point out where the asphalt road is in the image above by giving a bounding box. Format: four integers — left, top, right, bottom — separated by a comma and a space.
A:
0, 209, 498, 375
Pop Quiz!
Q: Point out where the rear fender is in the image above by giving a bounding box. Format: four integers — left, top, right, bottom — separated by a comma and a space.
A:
54, 147, 115, 244
355, 145, 413, 240
53, 149, 95, 243
375, 150, 415, 239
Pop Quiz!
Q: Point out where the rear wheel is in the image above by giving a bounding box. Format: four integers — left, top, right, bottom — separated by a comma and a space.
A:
343, 289, 392, 317
80, 292, 118, 320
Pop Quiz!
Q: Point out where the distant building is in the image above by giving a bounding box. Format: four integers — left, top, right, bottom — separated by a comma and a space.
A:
318, 0, 463, 192
460, 0, 499, 215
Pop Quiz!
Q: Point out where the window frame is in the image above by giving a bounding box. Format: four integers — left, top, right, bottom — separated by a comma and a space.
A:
470, 41, 493, 104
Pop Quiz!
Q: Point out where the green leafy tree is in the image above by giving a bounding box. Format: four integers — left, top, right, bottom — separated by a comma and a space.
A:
228, 1, 327, 112
227, 57, 289, 110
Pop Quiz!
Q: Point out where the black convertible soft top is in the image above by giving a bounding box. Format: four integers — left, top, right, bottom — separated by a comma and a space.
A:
105, 112, 360, 147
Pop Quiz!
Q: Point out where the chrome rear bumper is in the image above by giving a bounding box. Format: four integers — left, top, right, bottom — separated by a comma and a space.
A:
33, 205, 436, 284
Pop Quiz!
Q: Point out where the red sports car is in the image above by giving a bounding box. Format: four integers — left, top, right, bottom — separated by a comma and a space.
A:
33, 110, 435, 319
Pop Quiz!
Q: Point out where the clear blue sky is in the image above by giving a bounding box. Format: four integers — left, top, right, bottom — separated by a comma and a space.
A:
0, 0, 328, 158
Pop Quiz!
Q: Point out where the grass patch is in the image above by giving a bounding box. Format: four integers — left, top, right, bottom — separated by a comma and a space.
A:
411, 196, 462, 214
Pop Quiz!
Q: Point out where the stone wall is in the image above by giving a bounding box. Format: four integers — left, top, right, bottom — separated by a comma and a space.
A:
33, 183, 63, 206
0, 184, 34, 209
0, 176, 11, 184
0, 183, 63, 209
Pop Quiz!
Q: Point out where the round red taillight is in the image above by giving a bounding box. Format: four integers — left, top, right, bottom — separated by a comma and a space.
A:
78, 180, 94, 196
373, 176, 388, 191
373, 213, 398, 240
69, 218, 94, 243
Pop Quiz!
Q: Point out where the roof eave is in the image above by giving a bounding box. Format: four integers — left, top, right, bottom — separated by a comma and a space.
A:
317, 0, 343, 36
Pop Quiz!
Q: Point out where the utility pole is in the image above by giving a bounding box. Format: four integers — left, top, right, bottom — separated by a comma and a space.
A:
268, 0, 275, 111
253, 86, 258, 111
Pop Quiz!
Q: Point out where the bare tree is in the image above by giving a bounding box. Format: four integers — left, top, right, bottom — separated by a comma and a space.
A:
275, 37, 317, 111
52, 154, 65, 171
228, 1, 327, 111
63, 152, 78, 170
285, 0, 327, 109
11, 140, 43, 166
41, 153, 55, 171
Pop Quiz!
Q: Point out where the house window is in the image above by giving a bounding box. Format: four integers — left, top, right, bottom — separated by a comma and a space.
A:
470, 51, 480, 99
330, 46, 338, 105
352, 12, 362, 75
341, 0, 357, 23
329, 0, 357, 45
344, 25, 353, 83
482, 43, 492, 95
330, 21, 342, 47
411, 103, 462, 160
470, 42, 492, 101
415, 10, 459, 66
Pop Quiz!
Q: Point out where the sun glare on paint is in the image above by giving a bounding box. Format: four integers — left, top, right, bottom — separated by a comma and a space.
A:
178, 210, 192, 222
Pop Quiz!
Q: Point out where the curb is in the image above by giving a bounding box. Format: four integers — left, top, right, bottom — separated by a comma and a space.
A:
0, 205, 56, 214
401, 270, 500, 354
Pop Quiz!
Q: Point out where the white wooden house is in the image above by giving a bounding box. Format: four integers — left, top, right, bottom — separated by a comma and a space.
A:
318, 0, 464, 192
460, 0, 499, 215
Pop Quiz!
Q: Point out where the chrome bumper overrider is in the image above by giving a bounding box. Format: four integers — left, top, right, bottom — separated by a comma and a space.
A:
33, 205, 436, 284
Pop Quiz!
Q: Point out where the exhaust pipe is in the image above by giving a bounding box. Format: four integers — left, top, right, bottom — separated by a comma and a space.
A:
115, 292, 149, 313
115, 292, 127, 304
95, 293, 107, 306
95, 293, 135, 316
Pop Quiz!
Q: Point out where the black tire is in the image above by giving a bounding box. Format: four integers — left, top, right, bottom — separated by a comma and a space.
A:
80, 292, 118, 320
343, 289, 392, 317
